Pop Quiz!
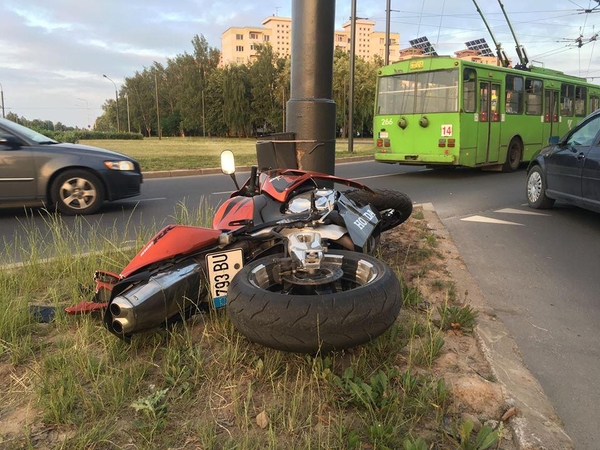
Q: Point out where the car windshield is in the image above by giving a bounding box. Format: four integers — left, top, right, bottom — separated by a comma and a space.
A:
0, 118, 58, 144
376, 69, 459, 115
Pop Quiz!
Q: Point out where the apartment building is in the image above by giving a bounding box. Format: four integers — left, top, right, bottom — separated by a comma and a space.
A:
398, 48, 510, 67
221, 16, 400, 66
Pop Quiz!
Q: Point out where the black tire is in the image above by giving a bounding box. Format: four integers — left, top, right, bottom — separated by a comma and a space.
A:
226, 250, 402, 353
343, 188, 413, 232
526, 165, 555, 209
503, 138, 523, 172
51, 169, 105, 215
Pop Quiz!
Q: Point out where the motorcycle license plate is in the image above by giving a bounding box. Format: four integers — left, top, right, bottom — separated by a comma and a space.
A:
206, 249, 244, 308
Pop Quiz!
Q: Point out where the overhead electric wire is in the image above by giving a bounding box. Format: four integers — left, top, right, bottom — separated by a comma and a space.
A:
435, 0, 447, 48
586, 29, 597, 74
415, 0, 427, 39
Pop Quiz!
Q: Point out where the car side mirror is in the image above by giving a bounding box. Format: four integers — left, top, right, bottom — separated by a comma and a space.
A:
0, 134, 22, 150
548, 135, 560, 145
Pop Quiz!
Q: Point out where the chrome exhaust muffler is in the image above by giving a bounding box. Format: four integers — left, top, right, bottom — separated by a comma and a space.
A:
105, 259, 206, 338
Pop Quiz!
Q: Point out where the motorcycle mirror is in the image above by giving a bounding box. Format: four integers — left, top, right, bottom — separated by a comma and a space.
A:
221, 150, 236, 175
221, 149, 240, 190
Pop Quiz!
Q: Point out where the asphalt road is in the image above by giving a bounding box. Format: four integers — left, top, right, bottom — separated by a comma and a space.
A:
1, 160, 598, 449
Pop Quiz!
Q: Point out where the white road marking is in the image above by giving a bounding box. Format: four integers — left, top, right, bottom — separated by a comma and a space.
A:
460, 215, 524, 226
495, 208, 549, 216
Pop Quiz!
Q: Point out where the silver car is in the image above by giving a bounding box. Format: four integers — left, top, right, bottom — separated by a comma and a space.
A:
0, 118, 142, 215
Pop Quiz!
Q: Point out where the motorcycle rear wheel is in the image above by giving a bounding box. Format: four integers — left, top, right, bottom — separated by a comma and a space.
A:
226, 250, 402, 353
343, 188, 413, 232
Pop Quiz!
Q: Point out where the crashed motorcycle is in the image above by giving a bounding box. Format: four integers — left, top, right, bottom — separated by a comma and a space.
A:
95, 151, 413, 353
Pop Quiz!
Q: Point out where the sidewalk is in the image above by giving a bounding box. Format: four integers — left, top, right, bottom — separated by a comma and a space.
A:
420, 203, 572, 450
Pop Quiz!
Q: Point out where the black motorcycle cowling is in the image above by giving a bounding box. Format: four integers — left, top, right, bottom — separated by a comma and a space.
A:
337, 193, 381, 251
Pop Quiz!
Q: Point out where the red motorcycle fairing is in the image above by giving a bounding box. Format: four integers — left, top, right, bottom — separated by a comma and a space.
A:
260, 169, 373, 203
212, 196, 255, 230
120, 225, 222, 278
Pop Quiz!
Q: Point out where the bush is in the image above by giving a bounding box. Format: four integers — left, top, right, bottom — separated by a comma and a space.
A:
32, 128, 144, 143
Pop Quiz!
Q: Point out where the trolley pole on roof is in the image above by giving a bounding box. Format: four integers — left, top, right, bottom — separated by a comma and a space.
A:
471, 0, 510, 67
497, 0, 529, 68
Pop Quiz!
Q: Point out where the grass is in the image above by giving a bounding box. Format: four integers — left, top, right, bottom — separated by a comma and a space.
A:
0, 205, 500, 449
80, 137, 376, 172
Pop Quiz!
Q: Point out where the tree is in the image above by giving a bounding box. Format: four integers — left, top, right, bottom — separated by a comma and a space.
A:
248, 44, 287, 135
222, 64, 251, 137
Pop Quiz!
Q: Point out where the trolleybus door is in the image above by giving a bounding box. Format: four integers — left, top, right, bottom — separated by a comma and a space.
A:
542, 89, 559, 146
476, 82, 502, 164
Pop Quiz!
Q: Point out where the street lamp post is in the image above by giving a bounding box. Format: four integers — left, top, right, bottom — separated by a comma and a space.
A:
0, 81, 5, 118
103, 74, 120, 132
126, 93, 131, 133
77, 97, 90, 129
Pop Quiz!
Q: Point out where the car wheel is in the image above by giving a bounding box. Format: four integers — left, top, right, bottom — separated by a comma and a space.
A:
51, 169, 105, 215
503, 138, 522, 172
526, 165, 555, 209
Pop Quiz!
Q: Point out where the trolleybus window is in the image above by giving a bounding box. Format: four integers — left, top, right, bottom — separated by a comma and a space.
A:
505, 75, 524, 114
561, 84, 575, 116
463, 68, 476, 113
575, 86, 587, 117
592, 96, 600, 112
525, 79, 542, 115
376, 69, 459, 115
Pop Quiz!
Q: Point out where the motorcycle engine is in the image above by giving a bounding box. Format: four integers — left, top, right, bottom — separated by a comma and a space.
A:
286, 189, 336, 214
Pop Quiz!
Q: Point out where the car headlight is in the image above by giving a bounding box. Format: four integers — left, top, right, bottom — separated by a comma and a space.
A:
104, 161, 135, 171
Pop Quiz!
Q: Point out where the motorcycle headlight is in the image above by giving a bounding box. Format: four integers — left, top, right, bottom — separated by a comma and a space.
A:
104, 161, 135, 171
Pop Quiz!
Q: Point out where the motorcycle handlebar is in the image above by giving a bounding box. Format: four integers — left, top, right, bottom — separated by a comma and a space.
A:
247, 166, 258, 195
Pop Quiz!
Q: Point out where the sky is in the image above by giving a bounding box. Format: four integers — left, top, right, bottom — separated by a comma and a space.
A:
1, 0, 600, 128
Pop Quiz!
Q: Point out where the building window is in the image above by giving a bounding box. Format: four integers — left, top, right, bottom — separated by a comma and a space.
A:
236, 45, 244, 52
249, 32, 258, 39
250, 44, 255, 50
236, 34, 243, 40
264, 35, 269, 41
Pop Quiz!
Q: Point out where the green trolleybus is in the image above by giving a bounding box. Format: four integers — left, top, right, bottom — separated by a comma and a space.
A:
373, 56, 600, 171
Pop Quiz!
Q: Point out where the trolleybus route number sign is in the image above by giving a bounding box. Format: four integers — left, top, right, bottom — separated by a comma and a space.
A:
441, 125, 453, 137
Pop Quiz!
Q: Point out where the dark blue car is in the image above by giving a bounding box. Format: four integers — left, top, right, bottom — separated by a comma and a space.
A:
0, 118, 142, 215
526, 109, 600, 213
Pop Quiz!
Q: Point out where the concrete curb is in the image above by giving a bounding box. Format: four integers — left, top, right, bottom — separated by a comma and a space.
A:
141, 156, 375, 179
420, 202, 574, 450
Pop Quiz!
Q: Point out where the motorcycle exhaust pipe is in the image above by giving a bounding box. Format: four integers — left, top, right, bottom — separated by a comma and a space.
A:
105, 259, 206, 337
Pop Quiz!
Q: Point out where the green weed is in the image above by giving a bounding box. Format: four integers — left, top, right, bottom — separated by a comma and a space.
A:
436, 304, 479, 332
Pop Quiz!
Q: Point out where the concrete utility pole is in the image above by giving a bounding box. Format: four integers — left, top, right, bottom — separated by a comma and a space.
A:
126, 93, 131, 133
348, 0, 357, 153
0, 81, 5, 118
385, 0, 391, 65
154, 73, 161, 140
286, 0, 337, 174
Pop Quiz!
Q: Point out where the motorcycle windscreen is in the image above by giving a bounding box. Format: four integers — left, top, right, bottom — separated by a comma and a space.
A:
337, 195, 380, 249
